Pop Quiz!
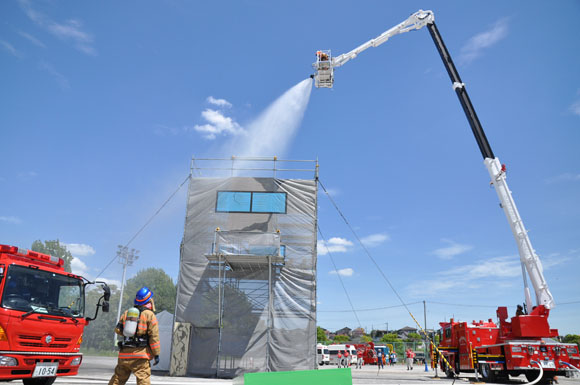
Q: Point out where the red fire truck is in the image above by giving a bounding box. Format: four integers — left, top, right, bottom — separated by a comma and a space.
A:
0, 244, 110, 385
434, 307, 580, 383
354, 342, 377, 365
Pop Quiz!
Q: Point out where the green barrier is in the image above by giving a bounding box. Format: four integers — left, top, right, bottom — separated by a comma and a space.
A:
234, 368, 352, 385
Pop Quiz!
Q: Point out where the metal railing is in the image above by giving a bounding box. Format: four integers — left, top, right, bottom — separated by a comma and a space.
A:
190, 156, 318, 179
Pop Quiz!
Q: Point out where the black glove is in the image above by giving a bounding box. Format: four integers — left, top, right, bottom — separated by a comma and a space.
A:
153, 356, 159, 366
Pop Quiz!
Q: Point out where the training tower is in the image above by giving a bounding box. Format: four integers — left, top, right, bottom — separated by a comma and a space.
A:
170, 157, 318, 378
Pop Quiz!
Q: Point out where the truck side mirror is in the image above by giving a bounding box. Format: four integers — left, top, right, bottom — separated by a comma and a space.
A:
102, 284, 111, 301
102, 301, 110, 312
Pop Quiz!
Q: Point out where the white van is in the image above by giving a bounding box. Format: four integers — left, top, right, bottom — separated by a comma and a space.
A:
328, 344, 357, 366
317, 343, 330, 365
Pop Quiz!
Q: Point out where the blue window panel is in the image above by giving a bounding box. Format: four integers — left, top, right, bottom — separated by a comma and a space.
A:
216, 191, 251, 212
280, 245, 286, 257
252, 193, 286, 213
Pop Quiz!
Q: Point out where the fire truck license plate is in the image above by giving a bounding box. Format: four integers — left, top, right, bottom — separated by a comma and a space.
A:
540, 360, 555, 369
32, 362, 58, 377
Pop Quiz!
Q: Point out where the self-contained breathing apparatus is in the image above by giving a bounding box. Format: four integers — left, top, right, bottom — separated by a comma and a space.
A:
117, 306, 149, 349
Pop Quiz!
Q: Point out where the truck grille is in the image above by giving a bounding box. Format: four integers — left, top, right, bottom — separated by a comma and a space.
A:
17, 335, 71, 349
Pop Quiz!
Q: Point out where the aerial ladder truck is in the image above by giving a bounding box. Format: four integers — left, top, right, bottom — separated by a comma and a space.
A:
312, 10, 580, 383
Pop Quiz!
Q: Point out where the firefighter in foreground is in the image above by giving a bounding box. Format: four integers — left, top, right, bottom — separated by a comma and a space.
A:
109, 287, 161, 385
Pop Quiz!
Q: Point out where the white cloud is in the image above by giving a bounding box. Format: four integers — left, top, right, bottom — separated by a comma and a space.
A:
70, 257, 88, 277
63, 243, 95, 277
62, 243, 96, 257
38, 62, 70, 89
432, 239, 473, 260
18, 171, 38, 181
193, 108, 244, 139
0, 40, 22, 58
18, 0, 96, 56
207, 96, 232, 108
47, 19, 96, 56
459, 18, 508, 64
0, 216, 22, 224
361, 233, 390, 248
407, 255, 521, 297
330, 267, 354, 277
18, 0, 43, 24
319, 187, 340, 197
447, 256, 521, 279
545, 173, 580, 184
569, 100, 580, 117
318, 237, 353, 255
19, 31, 46, 48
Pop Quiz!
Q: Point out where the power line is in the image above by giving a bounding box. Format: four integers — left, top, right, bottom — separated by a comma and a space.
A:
318, 300, 580, 314
318, 301, 423, 313
95, 174, 190, 279
427, 300, 497, 308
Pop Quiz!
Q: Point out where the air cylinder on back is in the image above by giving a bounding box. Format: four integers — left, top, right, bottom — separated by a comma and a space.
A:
123, 307, 140, 337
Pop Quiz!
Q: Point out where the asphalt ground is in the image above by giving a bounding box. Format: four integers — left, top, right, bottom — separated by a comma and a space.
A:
49, 356, 578, 385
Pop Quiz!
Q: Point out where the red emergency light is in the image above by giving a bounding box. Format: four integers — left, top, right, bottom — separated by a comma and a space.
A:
0, 244, 64, 267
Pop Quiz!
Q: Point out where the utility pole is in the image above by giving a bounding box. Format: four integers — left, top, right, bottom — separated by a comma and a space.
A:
113, 245, 139, 345
424, 300, 428, 372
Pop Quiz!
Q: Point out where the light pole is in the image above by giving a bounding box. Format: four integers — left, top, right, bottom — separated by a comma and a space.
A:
424, 300, 428, 372
113, 245, 139, 345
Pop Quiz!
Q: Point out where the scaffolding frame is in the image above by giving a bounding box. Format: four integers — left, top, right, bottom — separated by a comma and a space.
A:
175, 156, 318, 378
205, 229, 285, 376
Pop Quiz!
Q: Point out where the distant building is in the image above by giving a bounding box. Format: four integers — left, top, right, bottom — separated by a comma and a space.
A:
397, 326, 418, 339
335, 327, 352, 337
370, 329, 388, 339
351, 327, 365, 339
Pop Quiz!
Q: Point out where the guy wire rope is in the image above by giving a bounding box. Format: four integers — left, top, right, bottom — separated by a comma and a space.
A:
318, 225, 362, 330
95, 174, 191, 279
318, 178, 459, 379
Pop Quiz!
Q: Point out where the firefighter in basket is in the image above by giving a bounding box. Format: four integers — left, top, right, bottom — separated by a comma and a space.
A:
109, 287, 161, 385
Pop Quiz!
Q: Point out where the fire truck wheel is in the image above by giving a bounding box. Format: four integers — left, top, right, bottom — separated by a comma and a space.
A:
479, 364, 495, 382
22, 377, 56, 385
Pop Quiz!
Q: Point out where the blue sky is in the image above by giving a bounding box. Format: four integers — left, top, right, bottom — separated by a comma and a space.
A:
1, 1, 579, 334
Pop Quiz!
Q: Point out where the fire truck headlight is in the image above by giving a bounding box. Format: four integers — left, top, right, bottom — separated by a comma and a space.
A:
0, 356, 18, 366
71, 356, 82, 366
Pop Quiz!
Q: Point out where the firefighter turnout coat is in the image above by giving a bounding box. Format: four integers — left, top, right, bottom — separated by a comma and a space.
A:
116, 307, 161, 360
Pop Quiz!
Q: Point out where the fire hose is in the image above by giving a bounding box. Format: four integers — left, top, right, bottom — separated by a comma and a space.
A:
560, 360, 580, 376
524, 360, 544, 385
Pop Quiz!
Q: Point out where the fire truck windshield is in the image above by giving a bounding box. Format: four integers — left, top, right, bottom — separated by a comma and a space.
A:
1, 265, 84, 318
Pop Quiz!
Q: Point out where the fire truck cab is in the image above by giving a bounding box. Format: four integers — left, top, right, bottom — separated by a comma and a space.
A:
435, 318, 499, 378
0, 244, 110, 385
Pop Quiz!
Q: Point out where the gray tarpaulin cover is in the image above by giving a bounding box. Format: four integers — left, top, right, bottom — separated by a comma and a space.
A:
155, 310, 173, 371
174, 177, 317, 378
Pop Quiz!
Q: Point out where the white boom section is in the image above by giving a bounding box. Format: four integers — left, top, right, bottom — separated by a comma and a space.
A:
331, 10, 434, 69
313, 9, 555, 310
485, 157, 555, 309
